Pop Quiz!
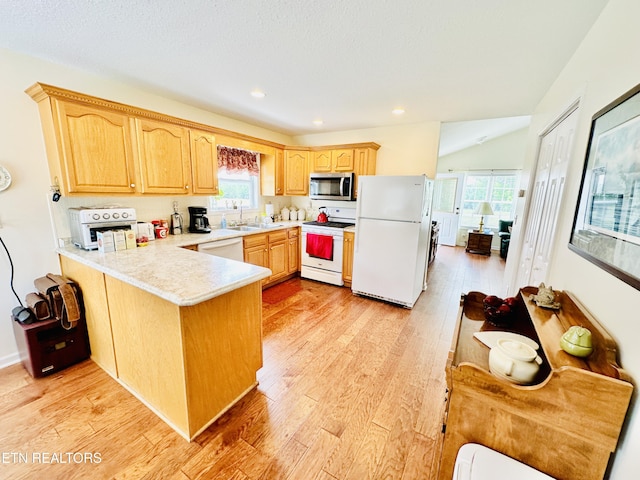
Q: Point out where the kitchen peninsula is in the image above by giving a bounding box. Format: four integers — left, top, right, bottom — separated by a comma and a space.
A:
57, 232, 271, 441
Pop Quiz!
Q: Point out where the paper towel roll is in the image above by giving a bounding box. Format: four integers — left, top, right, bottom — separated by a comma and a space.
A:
265, 203, 274, 218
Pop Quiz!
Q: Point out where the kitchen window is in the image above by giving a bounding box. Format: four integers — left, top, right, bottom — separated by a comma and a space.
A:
459, 172, 518, 229
209, 146, 260, 211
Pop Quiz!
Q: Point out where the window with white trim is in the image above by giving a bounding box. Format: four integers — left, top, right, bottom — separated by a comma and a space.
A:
459, 172, 518, 229
209, 146, 260, 211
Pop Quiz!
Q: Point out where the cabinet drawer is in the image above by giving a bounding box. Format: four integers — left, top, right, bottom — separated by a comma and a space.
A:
268, 230, 287, 243
287, 227, 299, 238
243, 233, 267, 249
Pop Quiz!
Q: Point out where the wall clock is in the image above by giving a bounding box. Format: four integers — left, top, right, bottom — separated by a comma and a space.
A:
0, 165, 11, 192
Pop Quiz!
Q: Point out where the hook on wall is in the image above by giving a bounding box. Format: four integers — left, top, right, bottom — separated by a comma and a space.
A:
51, 177, 61, 202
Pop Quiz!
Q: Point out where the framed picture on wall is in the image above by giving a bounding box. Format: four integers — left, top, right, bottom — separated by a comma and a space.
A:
569, 82, 640, 291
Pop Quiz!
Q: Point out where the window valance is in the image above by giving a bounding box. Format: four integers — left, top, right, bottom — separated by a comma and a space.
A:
217, 146, 259, 176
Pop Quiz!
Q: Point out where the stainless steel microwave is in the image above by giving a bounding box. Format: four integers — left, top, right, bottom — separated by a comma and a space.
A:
309, 172, 354, 201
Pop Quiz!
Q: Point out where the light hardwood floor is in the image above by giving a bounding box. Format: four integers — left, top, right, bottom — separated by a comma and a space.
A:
0, 246, 505, 480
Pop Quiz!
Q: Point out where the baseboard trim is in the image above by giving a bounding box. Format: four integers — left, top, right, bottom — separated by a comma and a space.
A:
0, 352, 21, 370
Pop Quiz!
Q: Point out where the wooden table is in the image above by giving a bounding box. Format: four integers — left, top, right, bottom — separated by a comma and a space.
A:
466, 230, 493, 255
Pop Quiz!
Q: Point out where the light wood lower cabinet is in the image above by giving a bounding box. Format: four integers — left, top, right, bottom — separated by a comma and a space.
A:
267, 231, 288, 282
438, 287, 633, 480
243, 233, 269, 286
59, 255, 263, 441
243, 228, 300, 287
287, 228, 300, 274
342, 231, 354, 286
59, 256, 117, 376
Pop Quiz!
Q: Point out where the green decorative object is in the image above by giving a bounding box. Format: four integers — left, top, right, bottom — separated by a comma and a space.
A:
560, 326, 593, 357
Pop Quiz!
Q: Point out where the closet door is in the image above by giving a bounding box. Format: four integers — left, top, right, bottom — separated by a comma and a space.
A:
516, 108, 578, 288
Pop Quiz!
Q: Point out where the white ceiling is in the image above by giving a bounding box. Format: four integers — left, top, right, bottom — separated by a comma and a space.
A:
0, 0, 607, 149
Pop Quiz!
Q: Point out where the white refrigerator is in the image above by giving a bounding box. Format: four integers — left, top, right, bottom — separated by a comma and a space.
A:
352, 175, 433, 308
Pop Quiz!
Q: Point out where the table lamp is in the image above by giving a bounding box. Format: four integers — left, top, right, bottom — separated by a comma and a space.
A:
474, 201, 494, 232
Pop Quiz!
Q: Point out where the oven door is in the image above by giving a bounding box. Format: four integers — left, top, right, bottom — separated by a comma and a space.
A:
301, 231, 344, 285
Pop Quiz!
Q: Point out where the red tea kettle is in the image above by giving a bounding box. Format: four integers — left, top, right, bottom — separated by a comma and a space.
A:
317, 207, 328, 223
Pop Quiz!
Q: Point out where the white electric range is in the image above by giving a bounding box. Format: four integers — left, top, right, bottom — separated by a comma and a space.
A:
300, 207, 355, 286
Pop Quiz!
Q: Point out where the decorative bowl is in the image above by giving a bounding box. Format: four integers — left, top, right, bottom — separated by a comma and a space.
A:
483, 295, 515, 327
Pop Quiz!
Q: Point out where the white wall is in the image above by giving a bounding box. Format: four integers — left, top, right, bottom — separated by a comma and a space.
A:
504, 2, 640, 477
294, 121, 441, 179
436, 128, 528, 247
436, 127, 528, 173
0, 48, 294, 367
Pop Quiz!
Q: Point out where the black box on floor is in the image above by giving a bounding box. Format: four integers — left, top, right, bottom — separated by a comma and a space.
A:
11, 314, 90, 378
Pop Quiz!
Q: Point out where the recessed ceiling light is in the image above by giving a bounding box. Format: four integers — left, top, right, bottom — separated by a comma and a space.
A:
313, 119, 324, 126
250, 90, 265, 98
392, 107, 405, 115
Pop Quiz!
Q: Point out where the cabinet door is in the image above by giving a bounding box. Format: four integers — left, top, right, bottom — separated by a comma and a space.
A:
134, 118, 191, 194
260, 148, 284, 196
284, 150, 309, 196
342, 231, 355, 284
312, 150, 332, 172
56, 101, 137, 194
353, 147, 377, 198
244, 245, 268, 268
332, 149, 354, 172
269, 240, 288, 281
190, 129, 218, 195
287, 228, 300, 274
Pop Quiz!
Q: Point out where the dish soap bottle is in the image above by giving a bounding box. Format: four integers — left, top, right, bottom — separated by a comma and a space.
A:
220, 213, 227, 229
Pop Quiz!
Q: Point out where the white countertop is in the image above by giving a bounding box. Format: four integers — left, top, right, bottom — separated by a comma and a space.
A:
57, 221, 302, 307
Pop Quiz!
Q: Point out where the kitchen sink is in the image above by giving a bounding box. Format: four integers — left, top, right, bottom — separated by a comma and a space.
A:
227, 225, 262, 231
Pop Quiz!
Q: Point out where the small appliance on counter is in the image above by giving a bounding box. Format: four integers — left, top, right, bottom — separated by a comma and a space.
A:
188, 206, 211, 233
170, 201, 184, 235
68, 206, 137, 250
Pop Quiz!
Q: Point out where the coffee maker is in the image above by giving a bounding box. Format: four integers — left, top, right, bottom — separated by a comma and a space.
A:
188, 206, 211, 233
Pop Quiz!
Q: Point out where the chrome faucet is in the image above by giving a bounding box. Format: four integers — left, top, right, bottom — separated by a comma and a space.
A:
239, 205, 243, 224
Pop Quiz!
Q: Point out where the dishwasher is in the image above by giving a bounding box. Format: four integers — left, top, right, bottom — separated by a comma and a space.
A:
197, 237, 244, 261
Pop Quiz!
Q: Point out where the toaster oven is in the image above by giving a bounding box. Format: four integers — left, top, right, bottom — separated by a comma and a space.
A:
68, 207, 137, 250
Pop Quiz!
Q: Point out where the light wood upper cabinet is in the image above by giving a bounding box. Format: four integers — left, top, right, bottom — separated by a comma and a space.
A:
312, 149, 355, 173
27, 84, 380, 198
353, 146, 377, 198
284, 150, 309, 196
332, 149, 355, 172
260, 148, 284, 196
312, 150, 332, 172
42, 99, 137, 194
190, 129, 218, 195
134, 118, 191, 194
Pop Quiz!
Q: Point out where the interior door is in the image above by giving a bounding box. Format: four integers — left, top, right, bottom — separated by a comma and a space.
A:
432, 174, 464, 246
516, 108, 578, 288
